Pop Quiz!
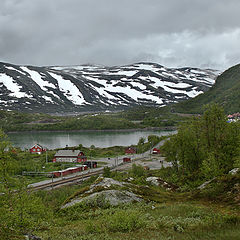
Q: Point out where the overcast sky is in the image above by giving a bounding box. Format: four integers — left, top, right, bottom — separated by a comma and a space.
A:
1, 0, 240, 70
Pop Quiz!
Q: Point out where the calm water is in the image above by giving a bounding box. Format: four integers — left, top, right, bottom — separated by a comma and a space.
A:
8, 130, 176, 150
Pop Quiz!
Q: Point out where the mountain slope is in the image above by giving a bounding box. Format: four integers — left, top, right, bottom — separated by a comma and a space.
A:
172, 63, 240, 113
0, 62, 219, 113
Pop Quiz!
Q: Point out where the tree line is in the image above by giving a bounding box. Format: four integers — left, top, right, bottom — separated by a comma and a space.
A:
161, 104, 240, 182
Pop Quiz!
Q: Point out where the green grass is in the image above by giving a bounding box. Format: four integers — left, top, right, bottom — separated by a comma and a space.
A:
2, 167, 240, 240
36, 202, 240, 240
31, 170, 240, 239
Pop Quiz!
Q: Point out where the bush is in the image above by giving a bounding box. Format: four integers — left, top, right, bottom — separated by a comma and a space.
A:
103, 167, 111, 178
106, 210, 145, 232
130, 164, 146, 177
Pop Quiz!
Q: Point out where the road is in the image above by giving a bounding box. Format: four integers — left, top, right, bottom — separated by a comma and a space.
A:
93, 138, 171, 170
28, 138, 171, 189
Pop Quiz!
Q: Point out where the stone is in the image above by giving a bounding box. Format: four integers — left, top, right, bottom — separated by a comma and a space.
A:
61, 189, 143, 209
229, 168, 240, 175
197, 178, 216, 190
146, 177, 160, 186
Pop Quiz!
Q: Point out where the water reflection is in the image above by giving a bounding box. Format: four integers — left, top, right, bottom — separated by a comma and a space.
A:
8, 130, 176, 149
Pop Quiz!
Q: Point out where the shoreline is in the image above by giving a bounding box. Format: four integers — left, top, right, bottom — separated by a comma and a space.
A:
7, 126, 177, 134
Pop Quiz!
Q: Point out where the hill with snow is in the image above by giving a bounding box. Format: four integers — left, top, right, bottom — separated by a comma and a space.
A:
0, 62, 219, 113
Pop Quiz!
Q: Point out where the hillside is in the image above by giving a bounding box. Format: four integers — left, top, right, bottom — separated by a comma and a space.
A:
0, 61, 218, 113
172, 63, 240, 113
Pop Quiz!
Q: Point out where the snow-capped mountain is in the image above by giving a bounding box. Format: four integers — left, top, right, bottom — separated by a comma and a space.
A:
0, 62, 219, 113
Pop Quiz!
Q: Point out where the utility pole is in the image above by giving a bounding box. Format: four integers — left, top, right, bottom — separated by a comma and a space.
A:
91, 152, 92, 172
46, 149, 48, 164
51, 173, 54, 190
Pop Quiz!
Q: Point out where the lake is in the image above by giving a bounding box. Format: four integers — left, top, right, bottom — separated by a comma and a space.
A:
8, 130, 176, 150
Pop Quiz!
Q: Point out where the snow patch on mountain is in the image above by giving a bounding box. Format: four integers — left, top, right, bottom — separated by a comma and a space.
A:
0, 73, 32, 98
21, 67, 55, 90
48, 72, 84, 105
0, 62, 220, 113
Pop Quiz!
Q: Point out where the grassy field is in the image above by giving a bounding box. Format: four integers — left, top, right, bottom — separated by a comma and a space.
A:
31, 170, 240, 240
36, 194, 240, 240
1, 164, 240, 240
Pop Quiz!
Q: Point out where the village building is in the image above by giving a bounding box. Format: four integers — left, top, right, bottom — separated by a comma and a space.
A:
125, 147, 136, 154
227, 112, 240, 122
53, 150, 87, 163
29, 144, 46, 154
123, 157, 131, 163
152, 148, 161, 154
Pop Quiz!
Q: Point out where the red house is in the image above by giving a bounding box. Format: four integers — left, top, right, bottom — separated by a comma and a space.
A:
125, 147, 136, 154
52, 150, 87, 163
152, 148, 161, 154
123, 157, 131, 163
29, 144, 46, 154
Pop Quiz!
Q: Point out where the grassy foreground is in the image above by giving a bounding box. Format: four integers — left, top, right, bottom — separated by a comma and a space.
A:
30, 168, 240, 240
37, 202, 240, 240
1, 165, 240, 240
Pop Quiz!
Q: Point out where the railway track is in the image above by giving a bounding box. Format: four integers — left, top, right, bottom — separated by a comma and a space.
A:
29, 169, 104, 191
29, 159, 139, 191
29, 148, 165, 191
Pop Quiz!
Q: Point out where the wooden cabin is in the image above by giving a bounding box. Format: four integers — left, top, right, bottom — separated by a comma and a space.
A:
29, 144, 46, 154
53, 150, 87, 163
125, 147, 136, 154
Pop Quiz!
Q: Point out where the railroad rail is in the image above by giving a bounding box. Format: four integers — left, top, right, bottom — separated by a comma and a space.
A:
29, 169, 104, 191
29, 153, 163, 191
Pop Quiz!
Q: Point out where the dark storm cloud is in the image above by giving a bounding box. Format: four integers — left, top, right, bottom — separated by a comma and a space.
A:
0, 0, 240, 69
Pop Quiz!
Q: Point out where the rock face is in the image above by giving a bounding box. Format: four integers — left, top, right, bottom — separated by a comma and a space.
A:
62, 189, 143, 209
197, 178, 216, 190
146, 177, 160, 186
146, 176, 179, 191
61, 177, 143, 209
229, 168, 240, 175
0, 61, 219, 113
87, 177, 124, 193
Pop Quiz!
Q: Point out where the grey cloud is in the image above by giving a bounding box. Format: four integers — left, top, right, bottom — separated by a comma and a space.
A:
0, 0, 240, 70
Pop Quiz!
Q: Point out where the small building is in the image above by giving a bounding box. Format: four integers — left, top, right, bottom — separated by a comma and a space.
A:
125, 147, 136, 154
227, 112, 240, 122
85, 161, 97, 168
123, 157, 131, 163
53, 150, 87, 163
29, 144, 46, 154
152, 148, 161, 154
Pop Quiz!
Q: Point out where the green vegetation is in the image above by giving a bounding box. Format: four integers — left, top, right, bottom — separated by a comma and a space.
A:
1, 63, 240, 133
63, 144, 126, 159
1, 159, 240, 239
137, 135, 166, 153
0, 106, 187, 132
172, 64, 240, 113
161, 104, 240, 188
1, 104, 240, 239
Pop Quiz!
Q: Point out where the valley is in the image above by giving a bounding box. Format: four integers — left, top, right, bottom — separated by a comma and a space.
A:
0, 63, 239, 240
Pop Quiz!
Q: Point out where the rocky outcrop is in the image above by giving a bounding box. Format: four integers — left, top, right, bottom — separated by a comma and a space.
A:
229, 168, 240, 175
62, 189, 143, 209
61, 177, 143, 209
146, 176, 179, 191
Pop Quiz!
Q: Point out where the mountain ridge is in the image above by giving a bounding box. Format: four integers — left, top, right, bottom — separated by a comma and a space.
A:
172, 63, 240, 114
0, 61, 219, 113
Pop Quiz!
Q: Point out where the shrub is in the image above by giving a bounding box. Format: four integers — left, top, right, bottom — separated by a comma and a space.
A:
103, 167, 111, 178
130, 164, 146, 177
106, 210, 145, 232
